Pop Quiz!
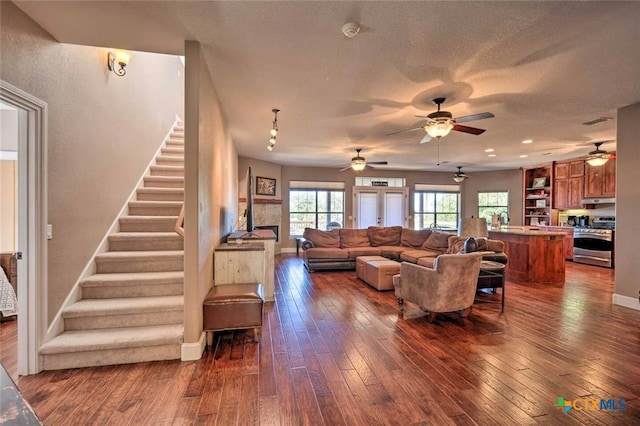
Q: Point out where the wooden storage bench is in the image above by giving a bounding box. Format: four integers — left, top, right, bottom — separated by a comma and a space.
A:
203, 283, 264, 343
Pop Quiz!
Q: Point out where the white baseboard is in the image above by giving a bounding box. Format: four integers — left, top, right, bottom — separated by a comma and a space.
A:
612, 294, 640, 311
181, 331, 206, 361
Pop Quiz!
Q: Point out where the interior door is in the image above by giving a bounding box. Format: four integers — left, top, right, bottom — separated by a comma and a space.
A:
354, 187, 408, 228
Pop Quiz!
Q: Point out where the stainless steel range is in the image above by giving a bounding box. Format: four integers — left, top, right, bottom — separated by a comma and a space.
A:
573, 217, 615, 268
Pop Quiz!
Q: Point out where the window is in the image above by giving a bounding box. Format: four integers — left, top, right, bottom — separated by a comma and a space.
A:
289, 189, 345, 236
478, 191, 509, 223
414, 191, 460, 230
355, 177, 406, 187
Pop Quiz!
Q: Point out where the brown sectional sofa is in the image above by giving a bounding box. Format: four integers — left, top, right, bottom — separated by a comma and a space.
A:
300, 226, 507, 272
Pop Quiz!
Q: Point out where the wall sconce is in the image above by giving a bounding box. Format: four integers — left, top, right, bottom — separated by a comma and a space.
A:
267, 108, 280, 151
107, 51, 130, 76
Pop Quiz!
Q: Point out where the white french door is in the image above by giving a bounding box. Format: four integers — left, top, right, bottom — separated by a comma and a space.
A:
353, 187, 408, 228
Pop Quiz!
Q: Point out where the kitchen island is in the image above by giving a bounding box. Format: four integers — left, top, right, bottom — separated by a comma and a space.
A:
488, 227, 566, 285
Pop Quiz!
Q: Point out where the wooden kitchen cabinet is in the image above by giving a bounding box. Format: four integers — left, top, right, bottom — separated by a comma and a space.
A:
584, 157, 616, 198
553, 160, 584, 209
542, 226, 574, 260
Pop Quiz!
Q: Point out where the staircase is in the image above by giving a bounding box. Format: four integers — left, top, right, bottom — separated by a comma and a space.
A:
40, 126, 185, 370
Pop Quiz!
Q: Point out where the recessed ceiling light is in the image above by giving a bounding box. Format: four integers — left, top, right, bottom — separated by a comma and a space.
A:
522, 139, 533, 144
520, 154, 528, 158
488, 154, 497, 157
484, 148, 494, 152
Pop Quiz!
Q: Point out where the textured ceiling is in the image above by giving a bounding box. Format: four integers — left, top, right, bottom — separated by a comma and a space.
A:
15, 1, 640, 173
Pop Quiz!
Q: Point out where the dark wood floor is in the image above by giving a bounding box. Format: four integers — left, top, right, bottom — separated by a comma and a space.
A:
2, 256, 639, 425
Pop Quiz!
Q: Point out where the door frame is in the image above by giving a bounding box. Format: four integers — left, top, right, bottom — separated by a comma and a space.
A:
352, 186, 409, 228
1, 80, 48, 375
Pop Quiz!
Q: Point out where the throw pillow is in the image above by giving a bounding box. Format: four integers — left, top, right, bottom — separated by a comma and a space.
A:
422, 230, 451, 251
367, 226, 402, 246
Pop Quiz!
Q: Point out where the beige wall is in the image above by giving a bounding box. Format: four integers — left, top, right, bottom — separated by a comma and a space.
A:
238, 157, 282, 201
461, 169, 524, 226
1, 2, 184, 323
614, 102, 640, 304
183, 41, 238, 344
0, 160, 17, 251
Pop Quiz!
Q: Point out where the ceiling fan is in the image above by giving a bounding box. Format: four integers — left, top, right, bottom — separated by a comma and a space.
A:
387, 97, 494, 144
586, 141, 615, 166
453, 166, 468, 183
339, 148, 388, 171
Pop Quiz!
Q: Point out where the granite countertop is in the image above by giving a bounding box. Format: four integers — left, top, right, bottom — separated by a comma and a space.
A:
488, 226, 568, 236
227, 230, 276, 240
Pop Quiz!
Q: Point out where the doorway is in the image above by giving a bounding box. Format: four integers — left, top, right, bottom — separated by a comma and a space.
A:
1, 80, 48, 375
353, 187, 409, 228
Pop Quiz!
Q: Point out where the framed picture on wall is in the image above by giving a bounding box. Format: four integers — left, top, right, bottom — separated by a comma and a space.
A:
532, 177, 547, 188
256, 176, 276, 196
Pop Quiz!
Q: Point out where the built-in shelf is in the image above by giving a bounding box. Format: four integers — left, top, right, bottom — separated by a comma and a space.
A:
522, 163, 553, 226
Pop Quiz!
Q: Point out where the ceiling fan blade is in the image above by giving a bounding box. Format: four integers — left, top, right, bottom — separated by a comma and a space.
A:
386, 125, 424, 136
339, 166, 352, 171
365, 164, 375, 170
452, 124, 486, 135
368, 161, 388, 165
454, 112, 494, 123
419, 133, 432, 144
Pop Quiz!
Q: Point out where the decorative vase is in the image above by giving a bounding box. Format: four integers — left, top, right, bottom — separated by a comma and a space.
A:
464, 237, 478, 253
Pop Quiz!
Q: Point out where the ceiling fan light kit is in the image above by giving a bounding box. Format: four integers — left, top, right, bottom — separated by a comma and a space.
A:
586, 142, 610, 166
425, 120, 454, 138
339, 148, 388, 172
453, 166, 468, 183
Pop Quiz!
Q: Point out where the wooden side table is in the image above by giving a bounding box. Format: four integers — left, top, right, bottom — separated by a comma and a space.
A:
476, 260, 506, 312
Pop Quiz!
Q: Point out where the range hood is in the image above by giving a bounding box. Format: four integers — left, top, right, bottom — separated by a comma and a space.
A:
581, 197, 615, 205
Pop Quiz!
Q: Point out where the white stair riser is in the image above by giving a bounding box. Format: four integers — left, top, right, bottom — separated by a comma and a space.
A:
119, 218, 176, 232
42, 345, 181, 370
137, 189, 183, 202
64, 310, 183, 330
143, 177, 184, 189
83, 283, 183, 299
156, 156, 184, 166
109, 237, 184, 251
149, 167, 184, 177
128, 203, 181, 216
96, 257, 183, 273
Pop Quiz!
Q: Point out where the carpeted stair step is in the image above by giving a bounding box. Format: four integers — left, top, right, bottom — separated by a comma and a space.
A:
143, 176, 184, 189
108, 232, 183, 251
161, 146, 184, 156
149, 165, 184, 177
128, 201, 182, 216
156, 155, 183, 166
137, 187, 183, 201
81, 271, 183, 299
40, 324, 183, 370
119, 216, 178, 232
62, 295, 183, 330
166, 140, 184, 148
95, 250, 183, 273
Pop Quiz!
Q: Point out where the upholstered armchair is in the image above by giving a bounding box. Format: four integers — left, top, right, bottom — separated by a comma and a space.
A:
393, 253, 482, 322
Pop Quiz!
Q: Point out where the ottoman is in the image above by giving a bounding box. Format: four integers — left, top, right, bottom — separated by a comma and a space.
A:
364, 259, 401, 291
356, 256, 387, 282
203, 283, 264, 343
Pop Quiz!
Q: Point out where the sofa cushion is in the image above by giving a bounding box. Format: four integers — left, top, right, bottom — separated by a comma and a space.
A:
340, 229, 370, 248
416, 257, 436, 268
422, 231, 452, 251
303, 228, 340, 248
367, 226, 402, 247
400, 249, 441, 263
378, 246, 411, 260
304, 247, 349, 259
486, 239, 504, 253
400, 228, 432, 248
347, 247, 382, 259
